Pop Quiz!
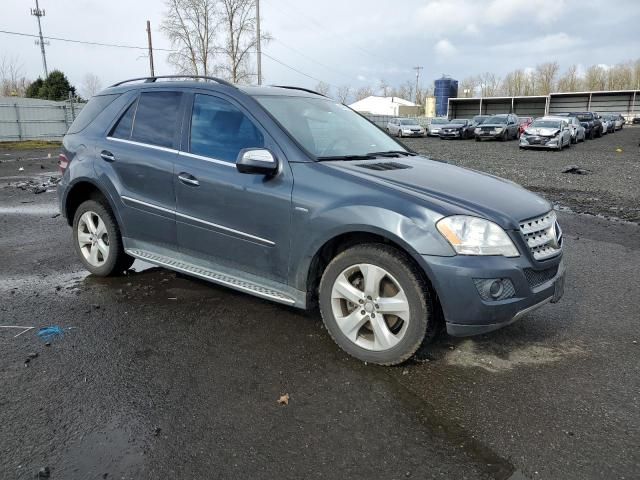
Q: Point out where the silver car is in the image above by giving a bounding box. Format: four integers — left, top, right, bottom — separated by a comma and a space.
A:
519, 117, 572, 150
386, 118, 426, 137
547, 115, 585, 144
427, 117, 449, 136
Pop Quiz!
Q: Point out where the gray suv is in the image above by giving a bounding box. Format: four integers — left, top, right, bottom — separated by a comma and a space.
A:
58, 76, 565, 365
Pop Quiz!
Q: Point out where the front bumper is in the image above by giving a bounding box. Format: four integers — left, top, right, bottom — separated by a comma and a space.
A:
475, 131, 504, 140
520, 136, 558, 149
401, 130, 425, 137
420, 253, 565, 336
439, 130, 462, 138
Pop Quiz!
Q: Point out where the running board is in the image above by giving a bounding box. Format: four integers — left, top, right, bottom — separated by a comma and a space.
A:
126, 248, 297, 305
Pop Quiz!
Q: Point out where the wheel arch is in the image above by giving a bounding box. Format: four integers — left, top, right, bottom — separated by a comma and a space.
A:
63, 179, 122, 229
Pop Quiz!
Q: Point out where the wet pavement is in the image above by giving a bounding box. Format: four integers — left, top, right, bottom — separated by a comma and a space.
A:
1, 149, 639, 479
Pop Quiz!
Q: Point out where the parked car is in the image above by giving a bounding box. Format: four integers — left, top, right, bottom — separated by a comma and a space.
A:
427, 117, 449, 136
569, 112, 602, 139
598, 115, 610, 135
633, 116, 640, 125
602, 114, 617, 133
611, 114, 625, 130
517, 117, 534, 135
474, 114, 520, 141
57, 75, 565, 365
387, 118, 426, 138
438, 119, 475, 139
471, 115, 491, 127
547, 115, 585, 144
519, 118, 572, 150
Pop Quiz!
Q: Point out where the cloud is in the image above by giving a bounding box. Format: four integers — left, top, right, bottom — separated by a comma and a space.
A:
434, 39, 458, 57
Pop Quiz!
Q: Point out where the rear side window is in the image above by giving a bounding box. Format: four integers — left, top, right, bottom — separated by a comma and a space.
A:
67, 94, 119, 134
110, 100, 137, 139
189, 94, 264, 162
131, 91, 182, 148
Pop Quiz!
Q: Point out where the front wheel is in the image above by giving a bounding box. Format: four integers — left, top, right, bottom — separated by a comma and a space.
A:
72, 199, 134, 276
319, 244, 435, 365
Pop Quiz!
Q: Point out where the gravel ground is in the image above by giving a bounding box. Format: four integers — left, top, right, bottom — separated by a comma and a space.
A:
403, 126, 640, 223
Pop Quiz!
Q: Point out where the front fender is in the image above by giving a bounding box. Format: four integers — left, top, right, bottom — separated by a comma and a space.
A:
289, 204, 454, 290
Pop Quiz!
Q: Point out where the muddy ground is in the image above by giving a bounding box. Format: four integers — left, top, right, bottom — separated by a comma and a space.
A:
0, 141, 639, 479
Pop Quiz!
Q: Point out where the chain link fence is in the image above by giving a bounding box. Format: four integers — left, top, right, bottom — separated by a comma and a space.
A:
0, 97, 85, 142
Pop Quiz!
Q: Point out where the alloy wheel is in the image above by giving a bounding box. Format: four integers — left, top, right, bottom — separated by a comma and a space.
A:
330, 263, 410, 351
77, 211, 110, 267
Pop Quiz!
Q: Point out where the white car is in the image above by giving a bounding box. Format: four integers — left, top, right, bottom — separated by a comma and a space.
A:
427, 117, 449, 136
519, 117, 572, 150
386, 118, 425, 137
599, 115, 609, 135
547, 115, 585, 144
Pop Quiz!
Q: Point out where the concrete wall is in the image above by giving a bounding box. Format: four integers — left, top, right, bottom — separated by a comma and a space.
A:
448, 90, 640, 120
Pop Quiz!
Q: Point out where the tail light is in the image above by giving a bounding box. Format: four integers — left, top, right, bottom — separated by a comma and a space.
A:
58, 153, 69, 174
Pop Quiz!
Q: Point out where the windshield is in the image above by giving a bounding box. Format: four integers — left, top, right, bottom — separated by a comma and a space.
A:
530, 120, 561, 129
430, 118, 448, 124
399, 119, 417, 125
486, 115, 508, 124
472, 116, 489, 124
256, 96, 405, 158
451, 119, 468, 124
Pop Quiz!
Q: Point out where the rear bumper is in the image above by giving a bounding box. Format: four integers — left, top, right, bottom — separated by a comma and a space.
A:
420, 253, 565, 337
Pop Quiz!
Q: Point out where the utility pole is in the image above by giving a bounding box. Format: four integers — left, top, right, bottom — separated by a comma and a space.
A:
30, 0, 49, 78
256, 0, 262, 85
413, 66, 423, 104
146, 20, 155, 77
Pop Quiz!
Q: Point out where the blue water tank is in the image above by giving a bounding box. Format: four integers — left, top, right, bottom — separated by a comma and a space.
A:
434, 77, 458, 117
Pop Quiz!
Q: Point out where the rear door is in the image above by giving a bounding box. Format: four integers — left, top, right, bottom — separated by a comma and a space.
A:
174, 92, 293, 283
99, 90, 184, 250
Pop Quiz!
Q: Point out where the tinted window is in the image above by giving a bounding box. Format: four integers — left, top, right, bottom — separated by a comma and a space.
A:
67, 94, 119, 134
190, 94, 264, 162
110, 100, 137, 139
131, 91, 182, 148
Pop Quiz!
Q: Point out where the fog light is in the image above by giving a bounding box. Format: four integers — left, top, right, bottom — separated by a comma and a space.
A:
473, 278, 515, 301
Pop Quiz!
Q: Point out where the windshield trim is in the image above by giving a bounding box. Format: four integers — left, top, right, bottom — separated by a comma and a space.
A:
254, 95, 412, 161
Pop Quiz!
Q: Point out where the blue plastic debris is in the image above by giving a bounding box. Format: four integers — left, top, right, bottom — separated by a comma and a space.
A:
37, 326, 64, 342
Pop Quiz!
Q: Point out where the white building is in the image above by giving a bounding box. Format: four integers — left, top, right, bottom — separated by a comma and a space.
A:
349, 96, 422, 116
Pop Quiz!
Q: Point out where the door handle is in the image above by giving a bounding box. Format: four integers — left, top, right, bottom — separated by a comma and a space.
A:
100, 150, 115, 162
178, 173, 200, 186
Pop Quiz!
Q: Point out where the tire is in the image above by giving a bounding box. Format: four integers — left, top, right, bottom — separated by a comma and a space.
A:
72, 199, 134, 276
319, 244, 434, 365
501, 131, 508, 142
397, 130, 402, 138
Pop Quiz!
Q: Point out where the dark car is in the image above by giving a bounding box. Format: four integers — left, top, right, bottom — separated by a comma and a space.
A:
57, 75, 565, 365
438, 118, 474, 139
568, 112, 603, 139
474, 114, 520, 141
633, 116, 640, 125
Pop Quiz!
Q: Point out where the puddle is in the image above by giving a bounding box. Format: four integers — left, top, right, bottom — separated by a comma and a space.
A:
0, 204, 60, 215
444, 339, 585, 372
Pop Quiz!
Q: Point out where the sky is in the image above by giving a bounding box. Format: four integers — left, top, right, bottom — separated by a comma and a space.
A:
1, 0, 639, 98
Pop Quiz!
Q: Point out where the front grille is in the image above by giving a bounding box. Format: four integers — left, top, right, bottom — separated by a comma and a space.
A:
523, 265, 559, 288
519, 211, 562, 261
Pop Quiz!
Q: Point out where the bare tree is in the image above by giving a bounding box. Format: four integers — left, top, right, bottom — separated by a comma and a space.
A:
217, 0, 268, 83
534, 62, 559, 95
354, 85, 374, 101
478, 72, 500, 97
335, 85, 351, 103
606, 62, 633, 90
314, 81, 331, 96
378, 79, 390, 96
584, 65, 607, 91
557, 65, 582, 92
161, 0, 219, 75
458, 76, 478, 97
80, 73, 102, 98
0, 55, 28, 97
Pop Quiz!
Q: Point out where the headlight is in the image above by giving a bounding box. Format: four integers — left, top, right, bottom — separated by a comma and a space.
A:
474, 128, 481, 133
495, 127, 504, 133
403, 129, 411, 133
436, 216, 519, 257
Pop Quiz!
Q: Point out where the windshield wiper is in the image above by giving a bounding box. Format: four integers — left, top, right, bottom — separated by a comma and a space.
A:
317, 154, 377, 161
366, 150, 417, 158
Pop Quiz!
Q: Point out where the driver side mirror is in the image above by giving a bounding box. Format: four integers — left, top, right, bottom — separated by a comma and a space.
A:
236, 148, 279, 176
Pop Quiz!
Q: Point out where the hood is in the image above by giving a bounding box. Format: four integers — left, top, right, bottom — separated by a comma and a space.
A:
399, 124, 422, 129
524, 127, 560, 137
442, 123, 467, 129
323, 157, 551, 229
479, 123, 507, 129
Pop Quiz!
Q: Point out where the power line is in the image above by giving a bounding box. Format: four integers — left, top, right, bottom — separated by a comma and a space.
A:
261, 51, 338, 89
0, 29, 175, 52
272, 38, 353, 81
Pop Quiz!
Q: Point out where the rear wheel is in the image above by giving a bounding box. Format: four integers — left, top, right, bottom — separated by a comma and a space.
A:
73, 200, 134, 276
319, 244, 435, 365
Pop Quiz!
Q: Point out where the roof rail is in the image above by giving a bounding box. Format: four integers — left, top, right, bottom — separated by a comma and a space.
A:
271, 85, 326, 97
110, 75, 236, 88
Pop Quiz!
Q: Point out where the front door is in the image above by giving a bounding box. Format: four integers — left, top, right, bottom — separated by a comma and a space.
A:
174, 92, 293, 283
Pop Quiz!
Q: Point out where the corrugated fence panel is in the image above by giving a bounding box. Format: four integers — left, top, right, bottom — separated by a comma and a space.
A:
0, 98, 85, 142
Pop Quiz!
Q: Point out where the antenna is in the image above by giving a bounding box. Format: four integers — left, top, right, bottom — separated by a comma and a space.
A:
30, 0, 49, 77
